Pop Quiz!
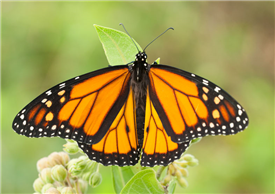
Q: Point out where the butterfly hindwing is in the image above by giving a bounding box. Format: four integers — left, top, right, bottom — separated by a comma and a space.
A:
141, 88, 191, 167
13, 65, 131, 144
78, 88, 140, 166
148, 64, 249, 143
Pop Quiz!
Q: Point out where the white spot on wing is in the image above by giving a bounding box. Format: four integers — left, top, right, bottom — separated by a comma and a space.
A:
209, 122, 214, 128
214, 87, 221, 93
238, 109, 243, 116
59, 83, 66, 88
52, 125, 57, 130
203, 79, 208, 83
46, 90, 52, 96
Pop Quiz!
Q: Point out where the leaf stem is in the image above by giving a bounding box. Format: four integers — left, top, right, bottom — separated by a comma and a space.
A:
156, 166, 166, 180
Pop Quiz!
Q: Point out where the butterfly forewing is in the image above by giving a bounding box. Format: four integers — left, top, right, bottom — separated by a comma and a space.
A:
13, 65, 131, 144
148, 65, 249, 143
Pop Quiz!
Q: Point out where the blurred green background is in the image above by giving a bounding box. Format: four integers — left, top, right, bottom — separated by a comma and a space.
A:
2, 2, 274, 193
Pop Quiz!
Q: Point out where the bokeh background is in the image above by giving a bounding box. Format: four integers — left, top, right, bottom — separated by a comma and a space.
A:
2, 2, 274, 193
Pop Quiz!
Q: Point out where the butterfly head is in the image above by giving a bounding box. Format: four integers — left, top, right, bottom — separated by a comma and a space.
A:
130, 51, 150, 82
135, 51, 147, 63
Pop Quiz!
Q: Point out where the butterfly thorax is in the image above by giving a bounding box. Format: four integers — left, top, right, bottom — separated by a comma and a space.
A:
131, 51, 150, 82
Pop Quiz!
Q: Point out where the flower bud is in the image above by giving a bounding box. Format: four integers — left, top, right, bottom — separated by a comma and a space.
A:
60, 187, 76, 194
70, 167, 82, 177
82, 161, 97, 174
191, 137, 202, 144
175, 160, 188, 168
67, 158, 78, 170
82, 172, 92, 182
33, 177, 45, 192
66, 139, 75, 144
41, 183, 55, 193
58, 152, 70, 166
168, 164, 176, 175
162, 174, 171, 185
178, 167, 189, 177
37, 157, 51, 172
44, 187, 60, 194
68, 159, 83, 177
63, 142, 79, 154
177, 177, 188, 188
175, 170, 182, 179
182, 154, 194, 162
78, 179, 88, 194
89, 172, 102, 188
76, 156, 89, 170
40, 168, 54, 184
68, 156, 91, 177
51, 165, 67, 182
56, 187, 64, 192
48, 152, 63, 166
188, 158, 199, 167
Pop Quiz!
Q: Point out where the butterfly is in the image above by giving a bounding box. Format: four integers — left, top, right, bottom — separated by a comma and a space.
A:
12, 28, 249, 167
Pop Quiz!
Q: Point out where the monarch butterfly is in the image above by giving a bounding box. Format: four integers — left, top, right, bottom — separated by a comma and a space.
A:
12, 26, 249, 167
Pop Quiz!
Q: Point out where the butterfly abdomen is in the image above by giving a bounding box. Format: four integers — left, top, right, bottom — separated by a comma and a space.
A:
131, 78, 147, 147
130, 57, 149, 147
136, 106, 145, 146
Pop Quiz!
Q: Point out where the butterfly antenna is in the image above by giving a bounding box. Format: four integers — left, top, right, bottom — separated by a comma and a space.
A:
143, 27, 174, 52
119, 23, 140, 52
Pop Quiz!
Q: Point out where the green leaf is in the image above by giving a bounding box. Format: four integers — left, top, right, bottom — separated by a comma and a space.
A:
155, 57, 160, 64
112, 166, 124, 194
121, 166, 135, 183
120, 169, 165, 194
94, 24, 142, 66
167, 180, 176, 194
112, 166, 135, 194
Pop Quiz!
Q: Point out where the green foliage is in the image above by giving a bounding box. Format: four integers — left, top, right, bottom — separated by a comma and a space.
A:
112, 166, 135, 194
120, 169, 165, 194
94, 24, 142, 66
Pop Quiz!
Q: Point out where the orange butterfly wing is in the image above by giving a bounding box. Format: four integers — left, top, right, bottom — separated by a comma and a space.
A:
141, 88, 190, 166
148, 65, 249, 143
13, 66, 131, 144
78, 88, 140, 166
